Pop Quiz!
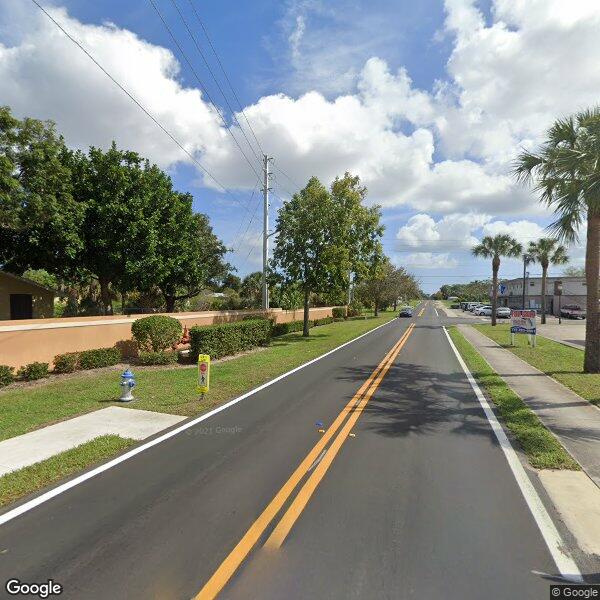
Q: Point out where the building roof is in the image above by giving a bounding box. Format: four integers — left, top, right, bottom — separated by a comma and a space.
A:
499, 275, 585, 284
0, 270, 57, 293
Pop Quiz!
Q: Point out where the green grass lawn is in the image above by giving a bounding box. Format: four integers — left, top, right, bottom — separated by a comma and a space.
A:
0, 312, 397, 442
474, 324, 600, 407
0, 435, 135, 507
448, 326, 579, 470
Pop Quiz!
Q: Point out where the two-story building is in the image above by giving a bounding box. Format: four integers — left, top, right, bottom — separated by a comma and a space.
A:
492, 276, 586, 315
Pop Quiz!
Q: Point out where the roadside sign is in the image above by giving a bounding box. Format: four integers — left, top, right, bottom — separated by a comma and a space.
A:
499, 284, 507, 294
510, 309, 536, 346
197, 354, 210, 394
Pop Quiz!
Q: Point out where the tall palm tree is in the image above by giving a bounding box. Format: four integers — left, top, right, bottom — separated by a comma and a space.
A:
472, 234, 522, 326
514, 107, 600, 373
527, 238, 569, 325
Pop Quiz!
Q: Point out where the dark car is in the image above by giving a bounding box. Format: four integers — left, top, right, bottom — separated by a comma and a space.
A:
398, 306, 413, 317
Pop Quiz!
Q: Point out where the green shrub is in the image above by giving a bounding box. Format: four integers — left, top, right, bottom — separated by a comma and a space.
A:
53, 352, 79, 374
272, 320, 305, 336
17, 362, 49, 381
137, 350, 178, 366
131, 315, 182, 352
190, 319, 271, 360
313, 316, 334, 326
347, 300, 363, 317
347, 315, 367, 321
0, 365, 15, 387
332, 307, 346, 319
78, 347, 121, 370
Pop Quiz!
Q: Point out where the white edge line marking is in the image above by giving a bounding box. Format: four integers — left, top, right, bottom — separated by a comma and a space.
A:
442, 326, 583, 582
434, 307, 439, 317
0, 318, 396, 527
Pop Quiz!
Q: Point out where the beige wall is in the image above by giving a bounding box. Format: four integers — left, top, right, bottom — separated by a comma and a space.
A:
0, 273, 54, 320
0, 307, 337, 369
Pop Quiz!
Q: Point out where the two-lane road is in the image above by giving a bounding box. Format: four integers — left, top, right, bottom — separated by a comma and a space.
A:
0, 302, 571, 599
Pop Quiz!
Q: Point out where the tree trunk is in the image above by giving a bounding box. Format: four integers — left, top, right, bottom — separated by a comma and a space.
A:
491, 257, 499, 327
393, 299, 398, 311
374, 296, 379, 317
303, 288, 310, 337
165, 295, 176, 313
99, 277, 112, 316
584, 214, 600, 373
541, 264, 548, 325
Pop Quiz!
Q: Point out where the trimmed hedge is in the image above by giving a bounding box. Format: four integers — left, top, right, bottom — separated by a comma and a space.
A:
53, 353, 79, 374
313, 316, 334, 326
137, 350, 178, 366
272, 320, 305, 337
190, 318, 272, 360
332, 307, 346, 319
17, 362, 49, 381
0, 365, 15, 387
131, 315, 182, 352
78, 347, 121, 370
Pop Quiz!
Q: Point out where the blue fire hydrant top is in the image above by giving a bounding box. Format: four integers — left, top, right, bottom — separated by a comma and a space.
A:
121, 369, 135, 387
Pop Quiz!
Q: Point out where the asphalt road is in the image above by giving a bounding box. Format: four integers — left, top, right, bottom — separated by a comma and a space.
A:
0, 302, 566, 599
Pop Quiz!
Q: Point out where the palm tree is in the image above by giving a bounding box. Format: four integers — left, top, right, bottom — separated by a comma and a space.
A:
527, 238, 568, 324
472, 234, 522, 326
514, 107, 600, 373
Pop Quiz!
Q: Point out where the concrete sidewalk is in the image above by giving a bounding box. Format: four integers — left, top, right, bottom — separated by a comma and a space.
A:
459, 325, 600, 487
0, 407, 186, 476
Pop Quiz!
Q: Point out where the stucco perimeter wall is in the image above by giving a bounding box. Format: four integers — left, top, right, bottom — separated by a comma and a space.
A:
0, 307, 337, 369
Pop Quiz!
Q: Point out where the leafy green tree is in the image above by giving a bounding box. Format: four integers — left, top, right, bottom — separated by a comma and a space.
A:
472, 234, 522, 326
527, 238, 568, 324
272, 177, 348, 335
562, 265, 585, 277
240, 272, 263, 308
0, 106, 83, 276
514, 108, 600, 371
221, 273, 242, 292
151, 204, 229, 313
356, 256, 394, 316
22, 269, 58, 290
330, 173, 384, 295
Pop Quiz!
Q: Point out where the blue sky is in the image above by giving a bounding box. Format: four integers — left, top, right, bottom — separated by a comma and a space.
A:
1, 0, 596, 291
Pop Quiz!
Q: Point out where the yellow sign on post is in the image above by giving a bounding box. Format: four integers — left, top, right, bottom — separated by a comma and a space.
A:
197, 354, 210, 394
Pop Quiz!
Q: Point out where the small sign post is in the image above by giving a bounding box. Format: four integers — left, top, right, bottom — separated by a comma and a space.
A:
510, 309, 537, 347
197, 354, 210, 397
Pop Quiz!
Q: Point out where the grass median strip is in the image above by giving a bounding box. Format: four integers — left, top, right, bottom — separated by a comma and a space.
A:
474, 324, 599, 407
0, 435, 136, 507
0, 313, 396, 442
448, 326, 579, 471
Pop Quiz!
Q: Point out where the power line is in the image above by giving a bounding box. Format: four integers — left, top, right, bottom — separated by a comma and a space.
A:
169, 0, 262, 163
30, 0, 248, 203
273, 164, 302, 191
147, 0, 261, 181
186, 0, 265, 157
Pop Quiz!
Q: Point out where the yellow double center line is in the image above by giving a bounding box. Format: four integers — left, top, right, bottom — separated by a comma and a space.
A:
195, 323, 415, 599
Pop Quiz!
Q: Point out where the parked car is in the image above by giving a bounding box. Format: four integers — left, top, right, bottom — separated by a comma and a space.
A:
496, 307, 511, 319
474, 305, 492, 316
560, 304, 586, 319
467, 303, 481, 312
398, 306, 413, 318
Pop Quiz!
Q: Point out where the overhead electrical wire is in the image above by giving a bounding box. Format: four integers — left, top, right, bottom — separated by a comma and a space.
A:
29, 0, 251, 208
168, 0, 262, 164
147, 0, 261, 182
185, 0, 265, 157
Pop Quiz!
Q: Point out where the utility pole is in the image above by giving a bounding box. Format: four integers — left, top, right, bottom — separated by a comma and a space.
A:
522, 254, 530, 310
262, 155, 272, 311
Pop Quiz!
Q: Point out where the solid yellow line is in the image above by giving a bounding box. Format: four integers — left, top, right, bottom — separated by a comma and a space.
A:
264, 324, 415, 550
194, 325, 413, 600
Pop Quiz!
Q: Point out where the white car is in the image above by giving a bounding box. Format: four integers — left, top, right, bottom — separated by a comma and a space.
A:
474, 305, 492, 316
496, 307, 511, 319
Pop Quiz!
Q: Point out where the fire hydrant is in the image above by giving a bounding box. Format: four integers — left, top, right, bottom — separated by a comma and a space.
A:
119, 368, 135, 402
